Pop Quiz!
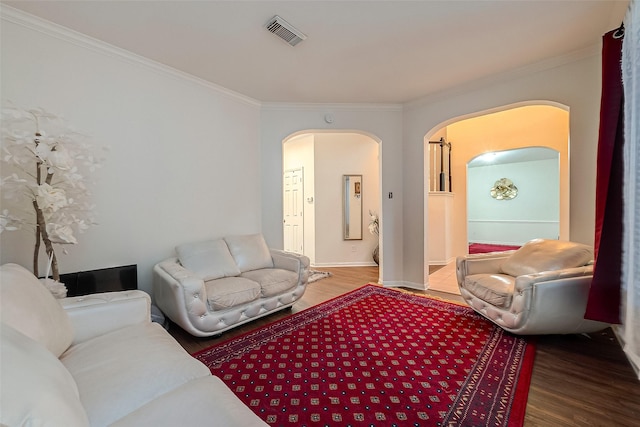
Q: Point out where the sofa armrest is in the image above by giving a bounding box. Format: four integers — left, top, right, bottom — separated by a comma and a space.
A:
455, 251, 513, 285
514, 264, 594, 292
508, 264, 607, 334
153, 259, 210, 336
60, 290, 151, 345
270, 249, 310, 284
155, 259, 207, 295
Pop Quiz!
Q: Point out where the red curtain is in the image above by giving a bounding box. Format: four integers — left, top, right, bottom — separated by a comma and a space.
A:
585, 28, 624, 324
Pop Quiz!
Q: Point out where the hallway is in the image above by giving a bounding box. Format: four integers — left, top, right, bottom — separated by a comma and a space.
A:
428, 261, 459, 295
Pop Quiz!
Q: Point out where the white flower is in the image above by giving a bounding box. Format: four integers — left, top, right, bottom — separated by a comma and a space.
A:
47, 147, 74, 171
1, 105, 105, 280
33, 140, 75, 173
48, 149, 73, 171
34, 139, 53, 161
0, 209, 21, 233
368, 210, 379, 236
36, 183, 69, 212
46, 223, 77, 244
39, 278, 68, 299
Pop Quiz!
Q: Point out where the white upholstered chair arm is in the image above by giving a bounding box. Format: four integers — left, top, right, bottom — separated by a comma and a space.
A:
514, 265, 594, 292
156, 258, 207, 295
510, 264, 603, 334
456, 252, 514, 284
270, 249, 310, 284
61, 290, 151, 345
153, 259, 210, 336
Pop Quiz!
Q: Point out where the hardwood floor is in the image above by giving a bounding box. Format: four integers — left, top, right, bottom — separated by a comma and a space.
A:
169, 266, 640, 426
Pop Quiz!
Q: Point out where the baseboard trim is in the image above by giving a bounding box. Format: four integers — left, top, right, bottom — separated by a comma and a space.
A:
382, 280, 427, 291
428, 257, 455, 266
312, 262, 378, 268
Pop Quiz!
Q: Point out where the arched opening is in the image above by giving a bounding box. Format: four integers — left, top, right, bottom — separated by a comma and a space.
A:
467, 146, 560, 246
282, 130, 382, 281
424, 103, 570, 289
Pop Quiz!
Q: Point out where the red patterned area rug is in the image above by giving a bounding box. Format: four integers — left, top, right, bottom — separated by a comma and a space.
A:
469, 243, 521, 254
193, 285, 536, 426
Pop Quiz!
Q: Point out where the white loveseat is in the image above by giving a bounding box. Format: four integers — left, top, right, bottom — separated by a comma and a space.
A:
153, 233, 310, 337
0, 263, 267, 427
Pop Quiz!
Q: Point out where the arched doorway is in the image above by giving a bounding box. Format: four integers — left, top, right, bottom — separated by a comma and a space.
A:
283, 131, 381, 273
467, 146, 560, 246
424, 103, 570, 286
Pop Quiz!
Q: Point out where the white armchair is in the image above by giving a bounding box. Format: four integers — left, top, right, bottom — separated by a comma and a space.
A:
456, 239, 610, 335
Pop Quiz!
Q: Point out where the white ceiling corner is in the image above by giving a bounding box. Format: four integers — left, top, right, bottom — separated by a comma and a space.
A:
1, 0, 630, 105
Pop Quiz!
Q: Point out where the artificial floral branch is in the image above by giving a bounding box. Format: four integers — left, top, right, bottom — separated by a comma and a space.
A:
1, 106, 105, 282
33, 199, 58, 279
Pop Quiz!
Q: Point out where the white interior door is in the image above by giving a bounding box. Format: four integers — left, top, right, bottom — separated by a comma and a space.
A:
283, 168, 304, 254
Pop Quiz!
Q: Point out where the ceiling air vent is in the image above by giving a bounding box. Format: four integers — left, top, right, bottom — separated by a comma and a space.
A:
265, 15, 307, 47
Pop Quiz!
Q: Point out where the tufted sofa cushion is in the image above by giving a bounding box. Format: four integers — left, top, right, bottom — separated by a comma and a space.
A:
60, 322, 211, 427
241, 268, 299, 297
176, 239, 240, 281
500, 238, 593, 277
1, 323, 89, 427
204, 276, 261, 310
462, 273, 515, 309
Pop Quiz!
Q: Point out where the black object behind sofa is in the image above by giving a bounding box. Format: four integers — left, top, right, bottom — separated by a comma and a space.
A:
59, 264, 137, 297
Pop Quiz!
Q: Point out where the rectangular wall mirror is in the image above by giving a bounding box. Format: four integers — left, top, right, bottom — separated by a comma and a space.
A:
343, 174, 363, 240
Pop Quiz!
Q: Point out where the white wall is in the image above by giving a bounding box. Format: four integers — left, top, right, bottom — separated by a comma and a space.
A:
0, 10, 262, 294
405, 51, 602, 286
467, 158, 560, 244
427, 193, 454, 265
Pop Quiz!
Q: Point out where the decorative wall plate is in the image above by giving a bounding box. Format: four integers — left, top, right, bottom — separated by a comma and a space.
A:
490, 178, 518, 200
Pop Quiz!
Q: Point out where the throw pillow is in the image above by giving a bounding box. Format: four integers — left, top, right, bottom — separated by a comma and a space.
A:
0, 323, 90, 427
176, 239, 241, 280
224, 234, 274, 273
0, 263, 74, 357
500, 238, 593, 277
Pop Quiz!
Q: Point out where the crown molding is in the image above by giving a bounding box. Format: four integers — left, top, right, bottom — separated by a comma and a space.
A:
0, 5, 261, 107
261, 102, 403, 112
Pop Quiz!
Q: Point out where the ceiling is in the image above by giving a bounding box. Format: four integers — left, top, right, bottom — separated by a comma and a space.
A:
3, 1, 629, 104
468, 147, 558, 168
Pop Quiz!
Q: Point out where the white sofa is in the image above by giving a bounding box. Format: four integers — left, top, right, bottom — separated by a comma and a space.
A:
456, 239, 609, 335
153, 233, 310, 337
0, 263, 268, 427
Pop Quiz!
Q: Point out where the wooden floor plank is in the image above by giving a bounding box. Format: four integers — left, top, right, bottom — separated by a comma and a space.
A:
168, 266, 640, 426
